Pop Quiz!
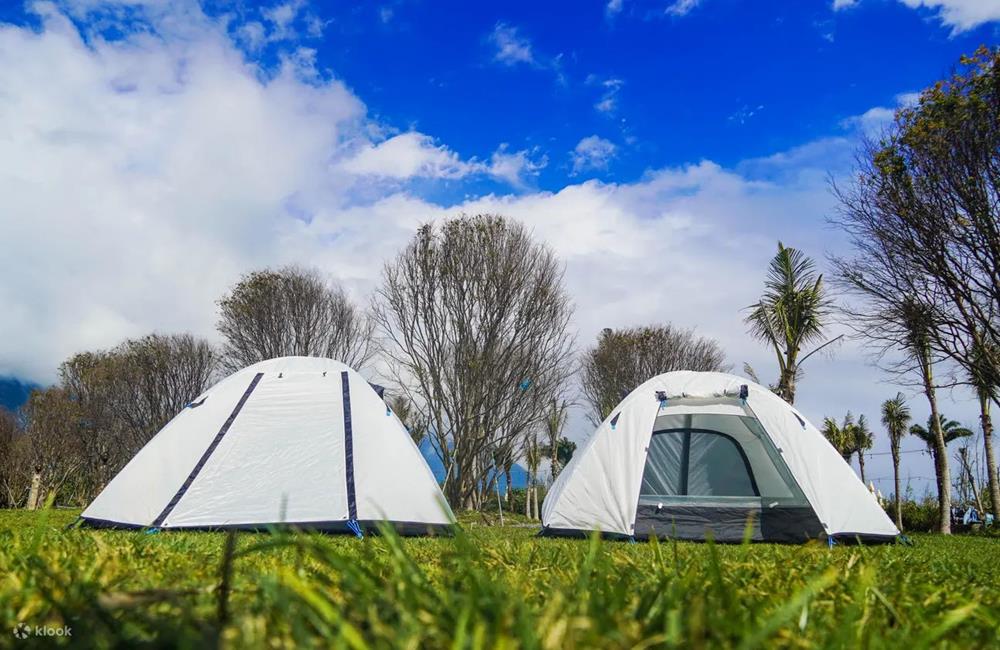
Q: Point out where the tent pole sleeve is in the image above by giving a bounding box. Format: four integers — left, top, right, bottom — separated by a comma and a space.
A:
341, 371, 358, 522
151, 372, 264, 528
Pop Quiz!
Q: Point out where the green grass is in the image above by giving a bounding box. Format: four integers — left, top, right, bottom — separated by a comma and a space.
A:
0, 510, 997, 648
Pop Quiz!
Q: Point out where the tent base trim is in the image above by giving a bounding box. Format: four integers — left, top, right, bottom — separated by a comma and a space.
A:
78, 516, 455, 536
633, 503, 826, 543
538, 526, 635, 541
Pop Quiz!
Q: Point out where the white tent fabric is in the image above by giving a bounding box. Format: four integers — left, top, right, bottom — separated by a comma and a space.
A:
542, 371, 898, 541
81, 357, 453, 532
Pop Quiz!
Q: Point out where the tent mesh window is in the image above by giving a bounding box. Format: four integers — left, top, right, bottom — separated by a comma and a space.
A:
638, 413, 808, 507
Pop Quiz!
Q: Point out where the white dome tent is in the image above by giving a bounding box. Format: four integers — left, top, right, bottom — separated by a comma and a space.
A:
80, 357, 454, 535
542, 371, 898, 543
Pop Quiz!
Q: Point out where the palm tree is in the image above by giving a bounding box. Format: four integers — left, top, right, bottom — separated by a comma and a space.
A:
909, 414, 974, 451
853, 414, 874, 484
521, 429, 542, 520
745, 242, 836, 405
821, 413, 856, 464
899, 297, 953, 534
389, 395, 428, 446
881, 393, 911, 530
542, 399, 569, 482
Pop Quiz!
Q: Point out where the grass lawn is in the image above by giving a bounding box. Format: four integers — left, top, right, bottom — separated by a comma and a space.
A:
0, 509, 997, 648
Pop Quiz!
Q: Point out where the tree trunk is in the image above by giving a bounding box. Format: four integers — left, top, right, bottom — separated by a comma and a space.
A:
979, 391, 1000, 521
857, 450, 867, 485
27, 470, 42, 511
504, 466, 513, 506
777, 363, 796, 405
959, 448, 985, 517
525, 475, 532, 518
892, 449, 903, 530
922, 362, 951, 534
533, 485, 539, 521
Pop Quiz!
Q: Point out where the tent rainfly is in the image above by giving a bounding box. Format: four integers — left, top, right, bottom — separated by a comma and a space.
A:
80, 357, 454, 535
541, 371, 899, 543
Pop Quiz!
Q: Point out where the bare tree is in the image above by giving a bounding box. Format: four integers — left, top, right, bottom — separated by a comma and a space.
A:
20, 388, 85, 508
372, 214, 575, 510
6, 333, 219, 506
57, 333, 218, 496
0, 408, 27, 507
217, 266, 375, 371
831, 48, 1000, 531
581, 324, 728, 424
956, 447, 985, 515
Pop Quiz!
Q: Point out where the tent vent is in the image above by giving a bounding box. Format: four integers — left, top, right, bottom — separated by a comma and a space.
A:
739, 384, 749, 401
793, 412, 806, 428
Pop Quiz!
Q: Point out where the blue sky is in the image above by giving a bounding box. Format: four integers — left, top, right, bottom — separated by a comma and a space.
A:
3, 0, 994, 198
289, 0, 994, 190
0, 0, 998, 495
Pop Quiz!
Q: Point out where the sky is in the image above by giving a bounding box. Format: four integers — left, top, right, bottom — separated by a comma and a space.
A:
0, 0, 998, 496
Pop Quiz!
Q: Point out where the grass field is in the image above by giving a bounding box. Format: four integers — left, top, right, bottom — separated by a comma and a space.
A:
0, 509, 997, 649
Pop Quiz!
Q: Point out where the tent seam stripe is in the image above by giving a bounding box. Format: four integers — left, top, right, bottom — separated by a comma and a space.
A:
150, 372, 264, 528
341, 371, 358, 521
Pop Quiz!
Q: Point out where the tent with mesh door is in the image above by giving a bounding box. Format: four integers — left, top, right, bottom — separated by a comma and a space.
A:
541, 371, 898, 543
79, 356, 453, 535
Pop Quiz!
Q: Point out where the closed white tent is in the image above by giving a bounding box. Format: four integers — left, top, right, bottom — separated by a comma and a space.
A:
542, 371, 898, 543
81, 356, 453, 534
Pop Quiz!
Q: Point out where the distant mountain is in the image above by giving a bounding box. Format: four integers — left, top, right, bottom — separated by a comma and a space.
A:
417, 436, 529, 490
0, 376, 37, 412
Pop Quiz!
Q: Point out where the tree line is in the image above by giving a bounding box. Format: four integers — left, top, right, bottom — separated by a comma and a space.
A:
0, 48, 996, 533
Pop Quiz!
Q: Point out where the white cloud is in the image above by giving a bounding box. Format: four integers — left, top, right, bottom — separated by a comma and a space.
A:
487, 21, 566, 84
839, 92, 919, 136
666, 0, 701, 17
570, 136, 617, 174
901, 0, 1000, 32
340, 135, 547, 185
834, 0, 1000, 33
489, 22, 534, 66
606, 0, 624, 17
340, 132, 476, 180
593, 78, 624, 115
488, 144, 548, 187
262, 1, 304, 38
